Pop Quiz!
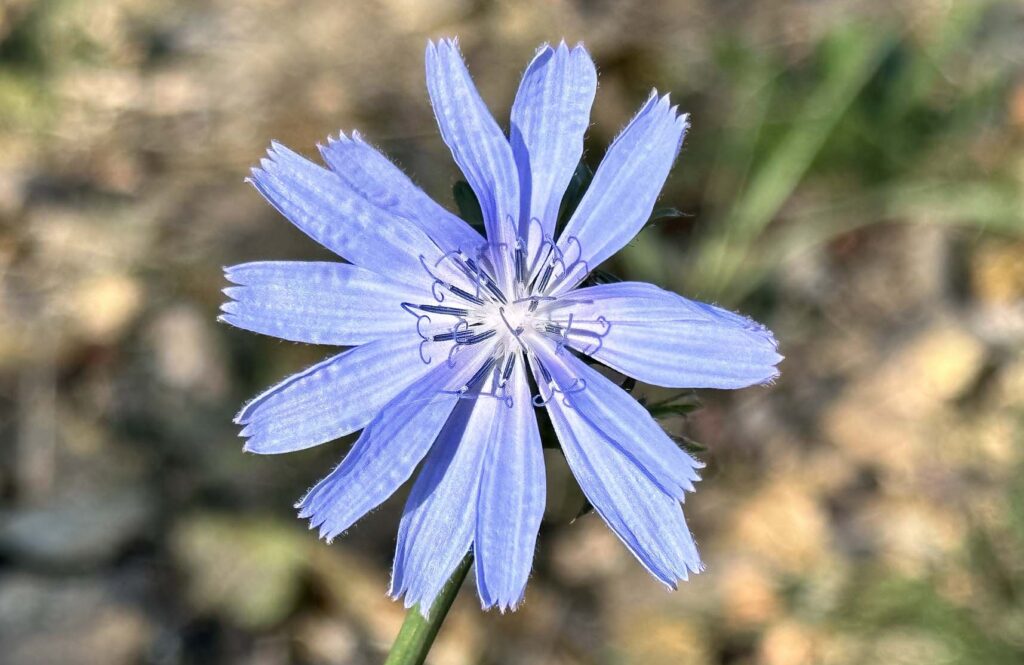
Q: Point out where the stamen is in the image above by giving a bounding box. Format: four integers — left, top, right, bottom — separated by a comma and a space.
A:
465, 256, 508, 304
448, 284, 485, 306
514, 237, 527, 285
430, 323, 481, 343
500, 353, 516, 384
461, 329, 497, 346
461, 355, 498, 393
418, 304, 469, 316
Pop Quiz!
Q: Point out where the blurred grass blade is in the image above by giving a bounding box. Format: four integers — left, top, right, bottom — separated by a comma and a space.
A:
689, 23, 895, 302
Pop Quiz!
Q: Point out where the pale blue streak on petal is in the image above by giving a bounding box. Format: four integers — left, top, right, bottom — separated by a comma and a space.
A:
556, 282, 783, 388
510, 42, 597, 256
552, 93, 688, 293
391, 391, 500, 613
319, 131, 484, 252
475, 362, 545, 611
425, 39, 520, 286
220, 261, 424, 346
295, 342, 494, 543
235, 334, 434, 454
543, 382, 702, 587
532, 339, 702, 501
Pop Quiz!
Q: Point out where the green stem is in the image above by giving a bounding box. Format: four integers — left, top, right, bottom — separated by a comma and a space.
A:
383, 551, 473, 665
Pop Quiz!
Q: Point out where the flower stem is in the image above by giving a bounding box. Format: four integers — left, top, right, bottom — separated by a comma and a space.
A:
383, 551, 473, 665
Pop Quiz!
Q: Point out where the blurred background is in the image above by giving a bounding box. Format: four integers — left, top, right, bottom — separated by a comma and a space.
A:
1, 0, 1022, 663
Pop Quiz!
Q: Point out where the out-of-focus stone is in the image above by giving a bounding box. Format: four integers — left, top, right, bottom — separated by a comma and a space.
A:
0, 574, 152, 665
867, 324, 986, 415
170, 514, 308, 630
381, 0, 472, 31
549, 514, 628, 585
726, 481, 829, 574
822, 322, 987, 472
857, 498, 963, 577
718, 558, 780, 628
145, 304, 228, 398
757, 620, 819, 665
0, 487, 154, 569
612, 611, 711, 665
971, 239, 1024, 306
294, 616, 361, 665
68, 273, 143, 343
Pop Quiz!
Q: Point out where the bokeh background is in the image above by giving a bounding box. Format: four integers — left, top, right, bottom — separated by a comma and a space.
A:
1, 0, 1023, 663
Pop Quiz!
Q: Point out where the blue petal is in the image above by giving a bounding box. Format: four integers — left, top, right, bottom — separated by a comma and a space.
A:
543, 378, 702, 587
235, 334, 434, 454
551, 93, 688, 293
556, 281, 782, 388
475, 361, 544, 612
510, 42, 597, 256
220, 261, 425, 346
426, 39, 520, 285
249, 142, 466, 288
390, 393, 500, 612
532, 339, 702, 501
319, 131, 484, 252
296, 342, 495, 542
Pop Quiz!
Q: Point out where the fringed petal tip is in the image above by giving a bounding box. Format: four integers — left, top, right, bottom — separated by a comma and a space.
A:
480, 596, 524, 614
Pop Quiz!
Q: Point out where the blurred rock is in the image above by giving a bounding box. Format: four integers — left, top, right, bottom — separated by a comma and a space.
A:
170, 514, 308, 630
549, 514, 628, 585
0, 487, 154, 569
970, 239, 1024, 306
145, 303, 228, 398
0, 574, 153, 665
857, 498, 963, 577
68, 273, 143, 343
718, 559, 780, 629
822, 321, 986, 472
726, 481, 829, 574
294, 616, 361, 665
757, 620, 819, 665
612, 611, 711, 665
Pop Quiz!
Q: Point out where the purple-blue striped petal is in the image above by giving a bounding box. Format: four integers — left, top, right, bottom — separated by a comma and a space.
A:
475, 362, 545, 612
551, 93, 688, 293
532, 339, 702, 501
319, 131, 484, 252
425, 39, 520, 285
235, 335, 434, 454
296, 342, 495, 543
556, 281, 782, 388
543, 383, 702, 587
510, 42, 597, 256
390, 391, 500, 612
220, 261, 423, 346
248, 142, 466, 288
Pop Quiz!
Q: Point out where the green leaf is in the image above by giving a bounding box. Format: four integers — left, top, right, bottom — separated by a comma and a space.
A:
555, 160, 593, 235
646, 207, 688, 226
671, 433, 708, 455
646, 391, 702, 418
452, 180, 484, 231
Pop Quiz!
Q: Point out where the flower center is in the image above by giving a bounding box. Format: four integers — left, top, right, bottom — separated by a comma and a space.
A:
398, 238, 605, 404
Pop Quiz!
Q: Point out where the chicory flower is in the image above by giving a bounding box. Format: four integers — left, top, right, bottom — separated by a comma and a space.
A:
222, 39, 781, 613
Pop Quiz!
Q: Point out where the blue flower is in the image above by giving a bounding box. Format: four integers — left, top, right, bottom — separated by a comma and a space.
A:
222, 39, 781, 613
